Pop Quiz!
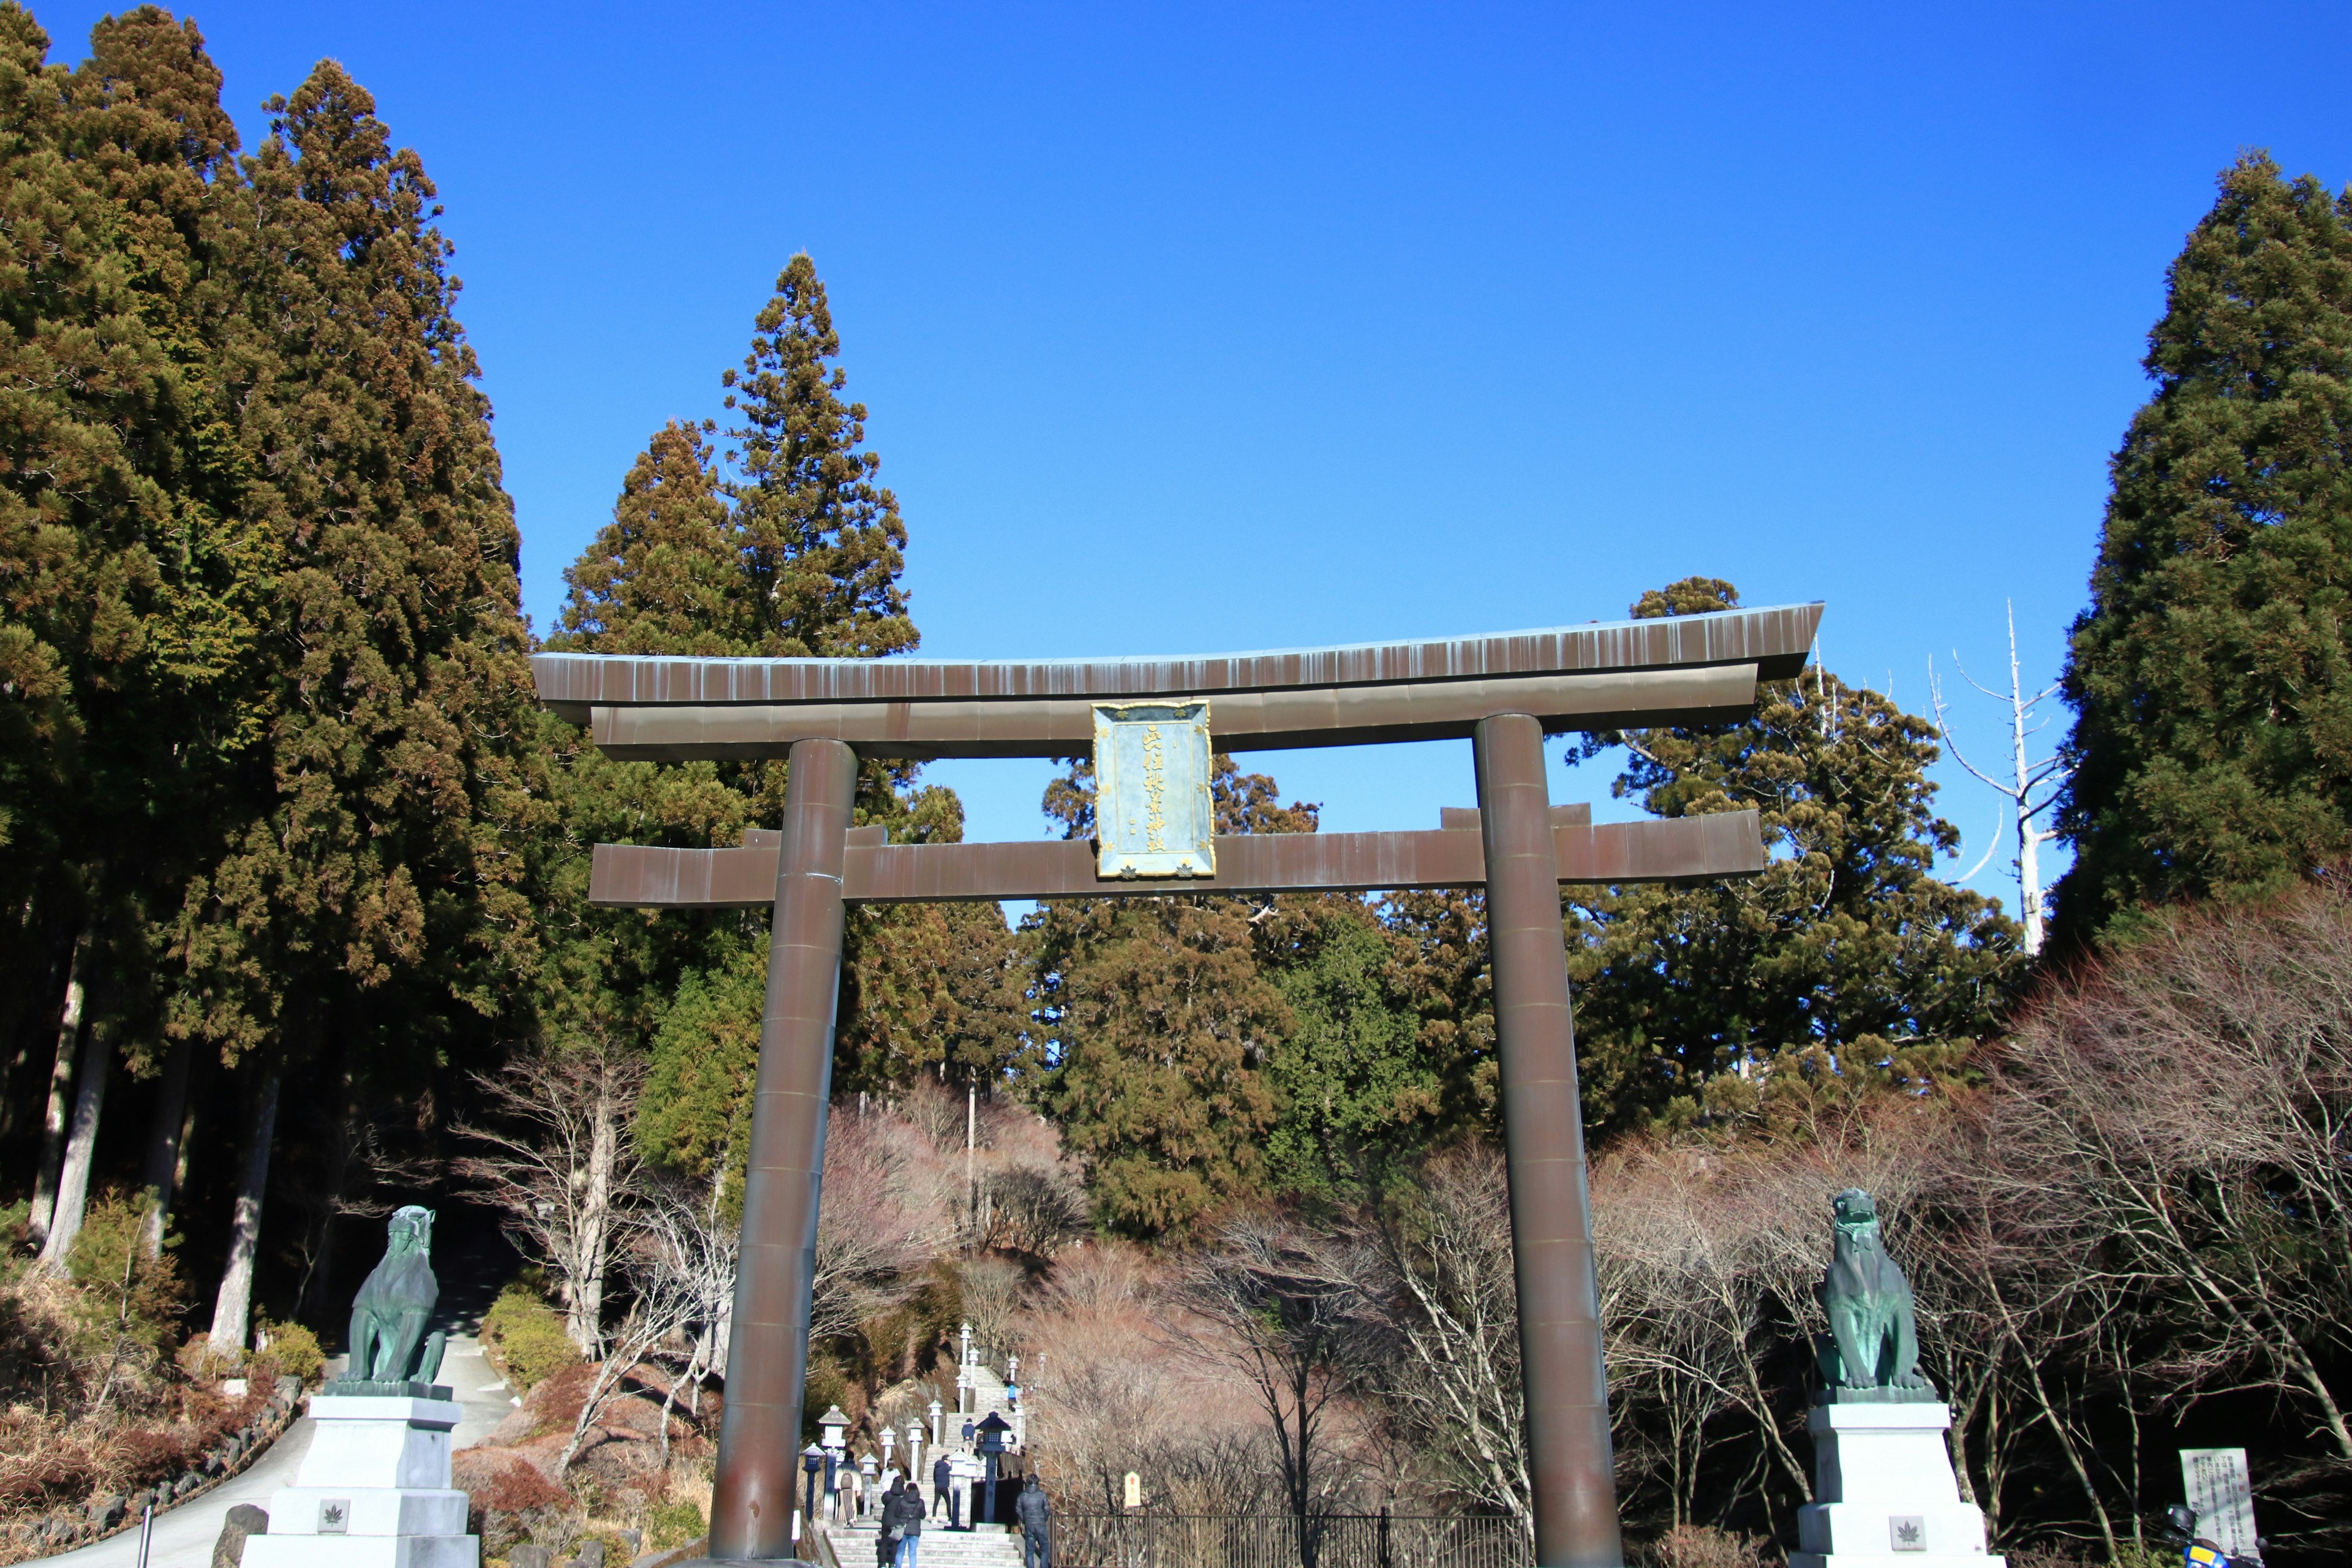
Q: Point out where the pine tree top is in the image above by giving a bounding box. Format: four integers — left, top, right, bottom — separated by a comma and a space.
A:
721, 253, 917, 660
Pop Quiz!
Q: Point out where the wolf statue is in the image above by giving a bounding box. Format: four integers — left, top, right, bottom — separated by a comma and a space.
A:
334, 1204, 448, 1393
1813, 1188, 1937, 1402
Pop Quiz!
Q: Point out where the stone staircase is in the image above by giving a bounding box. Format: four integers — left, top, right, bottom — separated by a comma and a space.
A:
825, 1518, 1027, 1568
820, 1351, 1028, 1568
961, 1360, 1019, 1444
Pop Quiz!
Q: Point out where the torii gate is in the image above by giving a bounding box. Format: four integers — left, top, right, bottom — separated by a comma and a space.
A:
531, 601, 1820, 1568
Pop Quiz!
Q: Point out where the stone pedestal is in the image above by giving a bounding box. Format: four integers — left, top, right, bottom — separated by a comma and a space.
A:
1787, 1403, 2002, 1568
243, 1392, 478, 1568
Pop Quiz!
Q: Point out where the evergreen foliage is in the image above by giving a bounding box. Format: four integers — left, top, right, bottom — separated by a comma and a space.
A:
1258, 902, 1430, 1202
2058, 153, 2352, 941
0, 3, 264, 1065
168, 57, 545, 1077
1029, 756, 1317, 1235
555, 420, 742, 656
544, 255, 1020, 1202
720, 253, 915, 661
1563, 578, 2024, 1134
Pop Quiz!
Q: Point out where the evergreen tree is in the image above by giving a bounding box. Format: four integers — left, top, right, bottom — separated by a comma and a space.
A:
547, 263, 1020, 1209
1257, 899, 1432, 1202
554, 420, 744, 656
721, 253, 915, 660
168, 59, 546, 1344
2057, 154, 2352, 941
1561, 578, 2023, 1136
1028, 757, 1316, 1236
1, 4, 273, 1258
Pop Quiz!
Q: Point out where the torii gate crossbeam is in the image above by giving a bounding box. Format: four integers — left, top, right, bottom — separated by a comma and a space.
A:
532, 603, 1821, 1568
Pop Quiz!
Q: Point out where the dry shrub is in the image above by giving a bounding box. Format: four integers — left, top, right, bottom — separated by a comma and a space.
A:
0, 1227, 261, 1527
0, 1412, 106, 1512
530, 1359, 604, 1430
0, 1274, 78, 1414
456, 1449, 573, 1556
110, 1427, 192, 1487
1643, 1523, 1774, 1568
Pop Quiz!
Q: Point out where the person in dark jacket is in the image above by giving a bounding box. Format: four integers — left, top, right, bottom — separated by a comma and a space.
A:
1015, 1475, 1051, 1568
932, 1452, 960, 1528
876, 1480, 902, 1568
891, 1477, 926, 1568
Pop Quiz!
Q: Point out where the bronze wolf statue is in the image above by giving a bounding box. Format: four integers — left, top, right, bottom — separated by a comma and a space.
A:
344, 1205, 446, 1387
1814, 1188, 1936, 1398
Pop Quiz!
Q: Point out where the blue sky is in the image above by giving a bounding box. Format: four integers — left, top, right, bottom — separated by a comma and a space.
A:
39, 0, 2352, 924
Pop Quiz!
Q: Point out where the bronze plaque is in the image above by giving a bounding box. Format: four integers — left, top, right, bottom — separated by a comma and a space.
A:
1093, 701, 1213, 879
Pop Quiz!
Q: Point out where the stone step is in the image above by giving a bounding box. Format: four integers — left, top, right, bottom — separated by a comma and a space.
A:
825, 1526, 1026, 1568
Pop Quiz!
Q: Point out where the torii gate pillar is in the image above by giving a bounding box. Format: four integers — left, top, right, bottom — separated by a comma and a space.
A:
1477, 713, 1619, 1568
710, 738, 856, 1555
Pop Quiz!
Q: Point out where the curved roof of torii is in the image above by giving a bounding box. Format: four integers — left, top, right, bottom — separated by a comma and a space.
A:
532, 602, 1822, 760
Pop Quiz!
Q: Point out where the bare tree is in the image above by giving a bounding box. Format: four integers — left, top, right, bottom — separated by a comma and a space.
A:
1331, 1143, 1534, 1529
633, 1166, 739, 1452
957, 1253, 1027, 1363
812, 1106, 949, 1343
1994, 880, 2352, 1463
454, 1038, 644, 1353
1020, 1242, 1272, 1513
1172, 1214, 1375, 1568
1929, 601, 2066, 952
556, 1206, 704, 1475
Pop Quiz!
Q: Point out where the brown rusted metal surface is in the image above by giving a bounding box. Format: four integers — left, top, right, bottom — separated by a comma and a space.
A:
1475, 713, 1623, 1568
532, 603, 1821, 717
585, 811, 1765, 908
706, 738, 857, 1563
1443, 803, 1593, 830
578, 665, 1759, 760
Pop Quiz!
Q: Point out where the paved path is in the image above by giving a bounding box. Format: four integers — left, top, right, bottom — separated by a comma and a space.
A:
39, 1334, 517, 1566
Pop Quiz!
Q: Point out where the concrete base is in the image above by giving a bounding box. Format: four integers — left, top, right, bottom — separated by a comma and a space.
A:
243, 1536, 477, 1567
243, 1393, 479, 1568
1787, 1402, 2003, 1568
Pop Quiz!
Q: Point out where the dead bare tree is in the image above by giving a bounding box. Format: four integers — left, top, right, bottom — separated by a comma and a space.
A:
453, 1038, 644, 1354
1928, 601, 2067, 953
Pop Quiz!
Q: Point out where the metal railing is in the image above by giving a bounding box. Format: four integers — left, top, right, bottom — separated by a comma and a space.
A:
1055, 1512, 1533, 1568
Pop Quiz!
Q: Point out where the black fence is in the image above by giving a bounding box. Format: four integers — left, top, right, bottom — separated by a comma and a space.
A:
1055, 1513, 1533, 1568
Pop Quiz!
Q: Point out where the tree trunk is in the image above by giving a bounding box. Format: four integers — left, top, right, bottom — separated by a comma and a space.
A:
208, 1068, 282, 1354
140, 1038, 195, 1254
0, 903, 59, 1144
296, 1066, 357, 1321
569, 1063, 619, 1354
28, 929, 88, 1243
37, 1003, 113, 1271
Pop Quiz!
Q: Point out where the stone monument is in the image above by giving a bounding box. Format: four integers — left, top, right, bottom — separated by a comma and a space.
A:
1787, 1189, 2002, 1568
244, 1206, 479, 1567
